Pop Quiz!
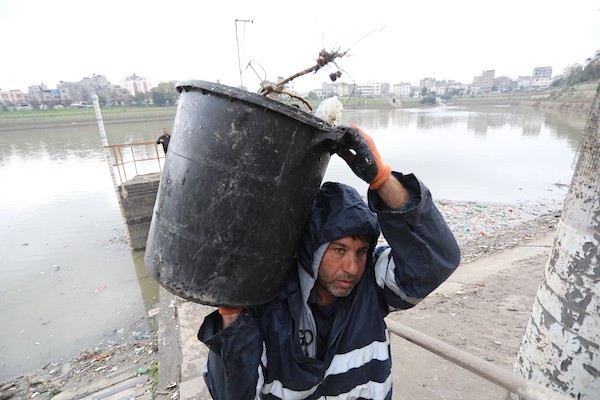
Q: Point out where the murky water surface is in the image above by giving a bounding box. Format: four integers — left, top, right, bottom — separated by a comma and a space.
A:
0, 105, 586, 380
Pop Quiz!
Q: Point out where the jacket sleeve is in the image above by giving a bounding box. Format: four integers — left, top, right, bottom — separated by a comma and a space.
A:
368, 172, 460, 312
197, 310, 265, 400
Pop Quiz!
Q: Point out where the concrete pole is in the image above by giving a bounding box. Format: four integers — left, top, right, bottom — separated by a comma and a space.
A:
92, 92, 132, 248
512, 83, 600, 398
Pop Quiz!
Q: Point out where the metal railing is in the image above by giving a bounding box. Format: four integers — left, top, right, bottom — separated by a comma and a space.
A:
385, 319, 571, 400
105, 141, 165, 185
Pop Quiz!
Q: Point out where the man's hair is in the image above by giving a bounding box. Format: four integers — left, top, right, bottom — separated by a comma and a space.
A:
351, 234, 372, 242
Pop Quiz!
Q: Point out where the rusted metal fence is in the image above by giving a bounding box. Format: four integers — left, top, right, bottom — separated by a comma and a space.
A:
105, 141, 165, 185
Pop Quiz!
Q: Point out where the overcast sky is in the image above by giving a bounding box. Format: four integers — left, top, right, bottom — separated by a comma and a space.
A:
1, 0, 599, 93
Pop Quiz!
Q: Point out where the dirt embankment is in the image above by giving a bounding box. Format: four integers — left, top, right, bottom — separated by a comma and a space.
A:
516, 82, 598, 114
519, 100, 592, 114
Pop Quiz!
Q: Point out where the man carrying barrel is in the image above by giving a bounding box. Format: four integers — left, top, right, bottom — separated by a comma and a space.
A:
198, 125, 460, 399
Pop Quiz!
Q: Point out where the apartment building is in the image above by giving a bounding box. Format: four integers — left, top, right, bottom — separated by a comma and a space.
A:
357, 81, 383, 97
28, 83, 71, 104
419, 78, 436, 92
472, 70, 495, 92
0, 89, 27, 105
532, 66, 552, 87
122, 74, 151, 96
393, 82, 412, 97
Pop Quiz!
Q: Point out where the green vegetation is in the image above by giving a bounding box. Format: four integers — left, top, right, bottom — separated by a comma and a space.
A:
0, 106, 175, 121
419, 88, 437, 105
420, 96, 437, 105
151, 82, 177, 106
553, 58, 600, 87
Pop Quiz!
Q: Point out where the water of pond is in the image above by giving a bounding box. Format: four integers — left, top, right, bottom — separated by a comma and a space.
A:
0, 105, 586, 380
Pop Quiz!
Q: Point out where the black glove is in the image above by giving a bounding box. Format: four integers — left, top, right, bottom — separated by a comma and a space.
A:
335, 125, 391, 190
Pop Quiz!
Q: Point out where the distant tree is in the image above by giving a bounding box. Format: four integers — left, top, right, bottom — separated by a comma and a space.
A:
491, 85, 498, 92
29, 99, 41, 110
134, 92, 147, 105
579, 59, 600, 82
551, 78, 563, 88
420, 87, 428, 97
151, 81, 177, 106
420, 95, 436, 105
96, 95, 108, 107
307, 91, 318, 100
564, 60, 600, 86
151, 90, 167, 106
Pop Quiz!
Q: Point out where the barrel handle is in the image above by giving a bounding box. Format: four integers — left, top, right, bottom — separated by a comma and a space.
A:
310, 128, 345, 150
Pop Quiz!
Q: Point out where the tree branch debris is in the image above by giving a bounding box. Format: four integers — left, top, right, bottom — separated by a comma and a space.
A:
256, 48, 350, 110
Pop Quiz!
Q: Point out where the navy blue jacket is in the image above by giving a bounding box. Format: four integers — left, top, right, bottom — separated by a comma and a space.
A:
198, 173, 460, 399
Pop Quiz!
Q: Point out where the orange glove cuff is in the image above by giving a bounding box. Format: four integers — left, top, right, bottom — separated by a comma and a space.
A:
218, 307, 244, 316
369, 164, 392, 191
350, 124, 392, 191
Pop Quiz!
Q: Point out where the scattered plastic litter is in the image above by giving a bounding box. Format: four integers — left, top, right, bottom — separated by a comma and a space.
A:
314, 96, 344, 125
95, 285, 108, 293
434, 199, 562, 264
147, 307, 159, 317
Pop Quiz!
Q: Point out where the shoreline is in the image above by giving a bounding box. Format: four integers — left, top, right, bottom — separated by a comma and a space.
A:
0, 108, 177, 132
1, 83, 596, 132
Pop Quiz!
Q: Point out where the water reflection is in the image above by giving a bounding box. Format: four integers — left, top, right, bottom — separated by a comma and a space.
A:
341, 106, 584, 150
329, 105, 585, 203
131, 250, 160, 332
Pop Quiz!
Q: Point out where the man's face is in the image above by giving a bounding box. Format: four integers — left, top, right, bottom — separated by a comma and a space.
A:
315, 236, 370, 305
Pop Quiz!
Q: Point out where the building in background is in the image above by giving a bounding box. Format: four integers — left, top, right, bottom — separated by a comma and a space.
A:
517, 76, 532, 89
419, 78, 436, 92
472, 70, 495, 93
532, 66, 552, 87
122, 74, 151, 96
393, 82, 412, 97
493, 76, 516, 92
0, 89, 28, 109
28, 83, 71, 106
357, 81, 384, 98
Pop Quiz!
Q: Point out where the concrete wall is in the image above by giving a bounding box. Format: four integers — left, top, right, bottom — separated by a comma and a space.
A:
118, 172, 160, 250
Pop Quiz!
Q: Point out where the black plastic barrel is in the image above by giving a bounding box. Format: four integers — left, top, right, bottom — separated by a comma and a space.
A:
144, 81, 342, 307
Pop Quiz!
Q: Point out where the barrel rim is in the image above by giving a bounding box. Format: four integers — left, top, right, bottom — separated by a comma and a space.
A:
176, 80, 334, 131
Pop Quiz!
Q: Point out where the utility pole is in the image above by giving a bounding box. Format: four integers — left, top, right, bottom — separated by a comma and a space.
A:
235, 19, 253, 88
